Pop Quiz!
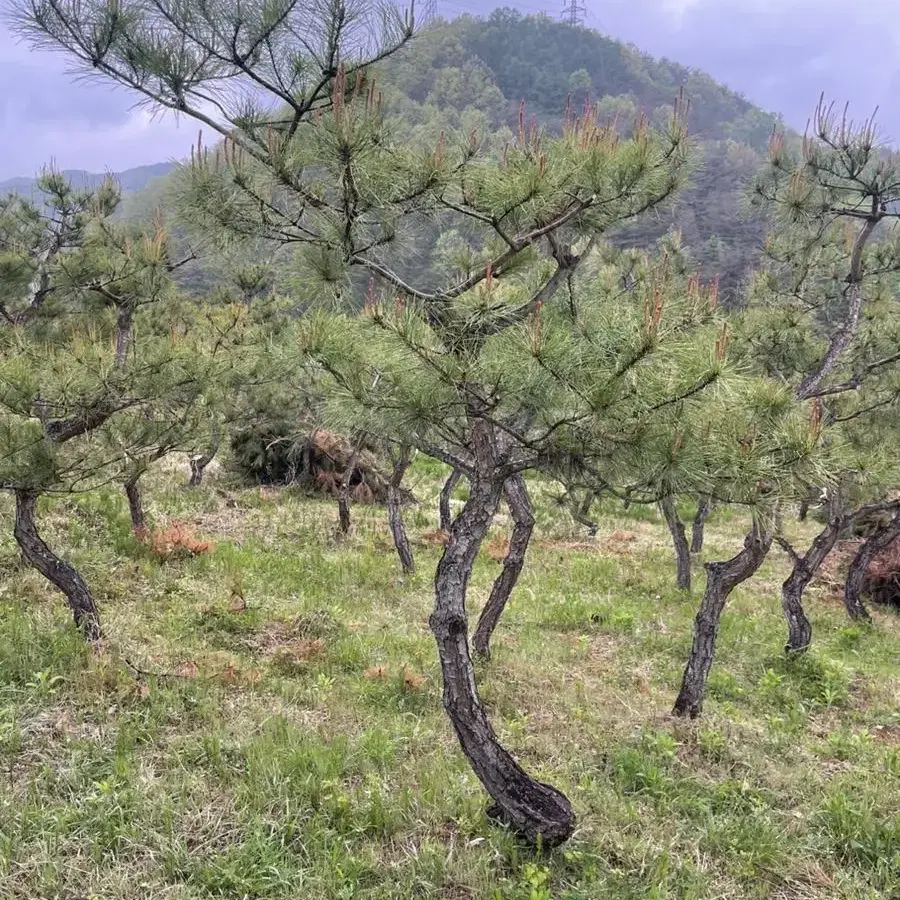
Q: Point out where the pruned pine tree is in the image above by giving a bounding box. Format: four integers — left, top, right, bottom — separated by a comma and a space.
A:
0, 172, 245, 639
0, 173, 121, 640
302, 224, 797, 845
669, 101, 900, 717
737, 99, 900, 654
290, 100, 692, 844
668, 393, 832, 717
55, 208, 194, 533
17, 0, 697, 847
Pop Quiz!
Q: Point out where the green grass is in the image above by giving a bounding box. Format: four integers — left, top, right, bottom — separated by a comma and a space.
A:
0, 459, 898, 899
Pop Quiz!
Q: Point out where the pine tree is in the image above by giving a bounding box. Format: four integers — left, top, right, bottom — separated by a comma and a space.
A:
672, 100, 900, 716
0, 171, 245, 638
745, 99, 900, 652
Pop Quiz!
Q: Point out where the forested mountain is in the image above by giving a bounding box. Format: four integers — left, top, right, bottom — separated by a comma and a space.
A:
377, 10, 782, 301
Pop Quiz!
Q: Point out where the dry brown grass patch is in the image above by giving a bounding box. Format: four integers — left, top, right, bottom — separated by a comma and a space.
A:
249, 620, 327, 663
142, 521, 213, 558
417, 528, 450, 546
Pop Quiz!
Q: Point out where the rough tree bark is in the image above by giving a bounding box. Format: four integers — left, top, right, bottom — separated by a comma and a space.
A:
776, 501, 898, 652
188, 420, 221, 487
439, 467, 462, 532
844, 512, 900, 621
795, 213, 880, 400
337, 435, 363, 536
431, 468, 574, 846
124, 474, 147, 535
13, 489, 102, 641
691, 495, 713, 554
778, 518, 844, 653
387, 444, 415, 575
660, 493, 691, 591
673, 523, 772, 718
472, 474, 534, 659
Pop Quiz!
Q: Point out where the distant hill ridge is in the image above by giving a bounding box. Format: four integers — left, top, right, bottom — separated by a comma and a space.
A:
0, 162, 174, 198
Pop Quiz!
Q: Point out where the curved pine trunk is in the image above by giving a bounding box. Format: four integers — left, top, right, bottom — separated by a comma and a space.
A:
439, 468, 462, 532
387, 445, 415, 575
337, 438, 363, 536
660, 494, 691, 591
691, 495, 712, 554
13, 489, 102, 642
431, 473, 574, 847
673, 525, 771, 718
472, 474, 534, 659
780, 518, 843, 654
844, 513, 900, 621
571, 490, 597, 536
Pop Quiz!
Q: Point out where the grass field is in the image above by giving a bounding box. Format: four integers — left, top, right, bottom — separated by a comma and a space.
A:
0, 458, 898, 899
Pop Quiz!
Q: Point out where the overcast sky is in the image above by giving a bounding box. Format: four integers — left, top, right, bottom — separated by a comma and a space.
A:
2, 0, 899, 179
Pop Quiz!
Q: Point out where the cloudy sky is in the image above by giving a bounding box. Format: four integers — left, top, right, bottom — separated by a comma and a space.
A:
2, 0, 899, 179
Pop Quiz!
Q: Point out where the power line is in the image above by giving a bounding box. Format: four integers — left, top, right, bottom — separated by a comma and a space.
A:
560, 0, 585, 26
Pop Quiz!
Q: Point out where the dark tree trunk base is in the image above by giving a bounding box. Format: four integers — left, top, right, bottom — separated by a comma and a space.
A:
571, 490, 598, 537
661, 494, 691, 591
336, 438, 362, 536
432, 456, 574, 847
124, 476, 147, 535
188, 421, 221, 487
388, 445, 415, 575
845, 512, 900, 621
337, 495, 352, 535
188, 457, 208, 487
781, 578, 813, 654
691, 495, 712, 554
472, 474, 534, 659
14, 489, 103, 642
439, 468, 462, 533
674, 525, 771, 718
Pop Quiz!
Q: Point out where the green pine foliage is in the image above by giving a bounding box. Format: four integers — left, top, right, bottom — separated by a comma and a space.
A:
0, 172, 242, 494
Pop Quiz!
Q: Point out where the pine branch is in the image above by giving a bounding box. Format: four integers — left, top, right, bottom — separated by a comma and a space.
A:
44, 397, 142, 443
796, 208, 883, 400
811, 350, 900, 398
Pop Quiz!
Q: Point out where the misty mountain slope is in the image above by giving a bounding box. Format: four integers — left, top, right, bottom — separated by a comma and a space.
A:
431, 10, 780, 148
377, 11, 782, 299
0, 162, 174, 199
